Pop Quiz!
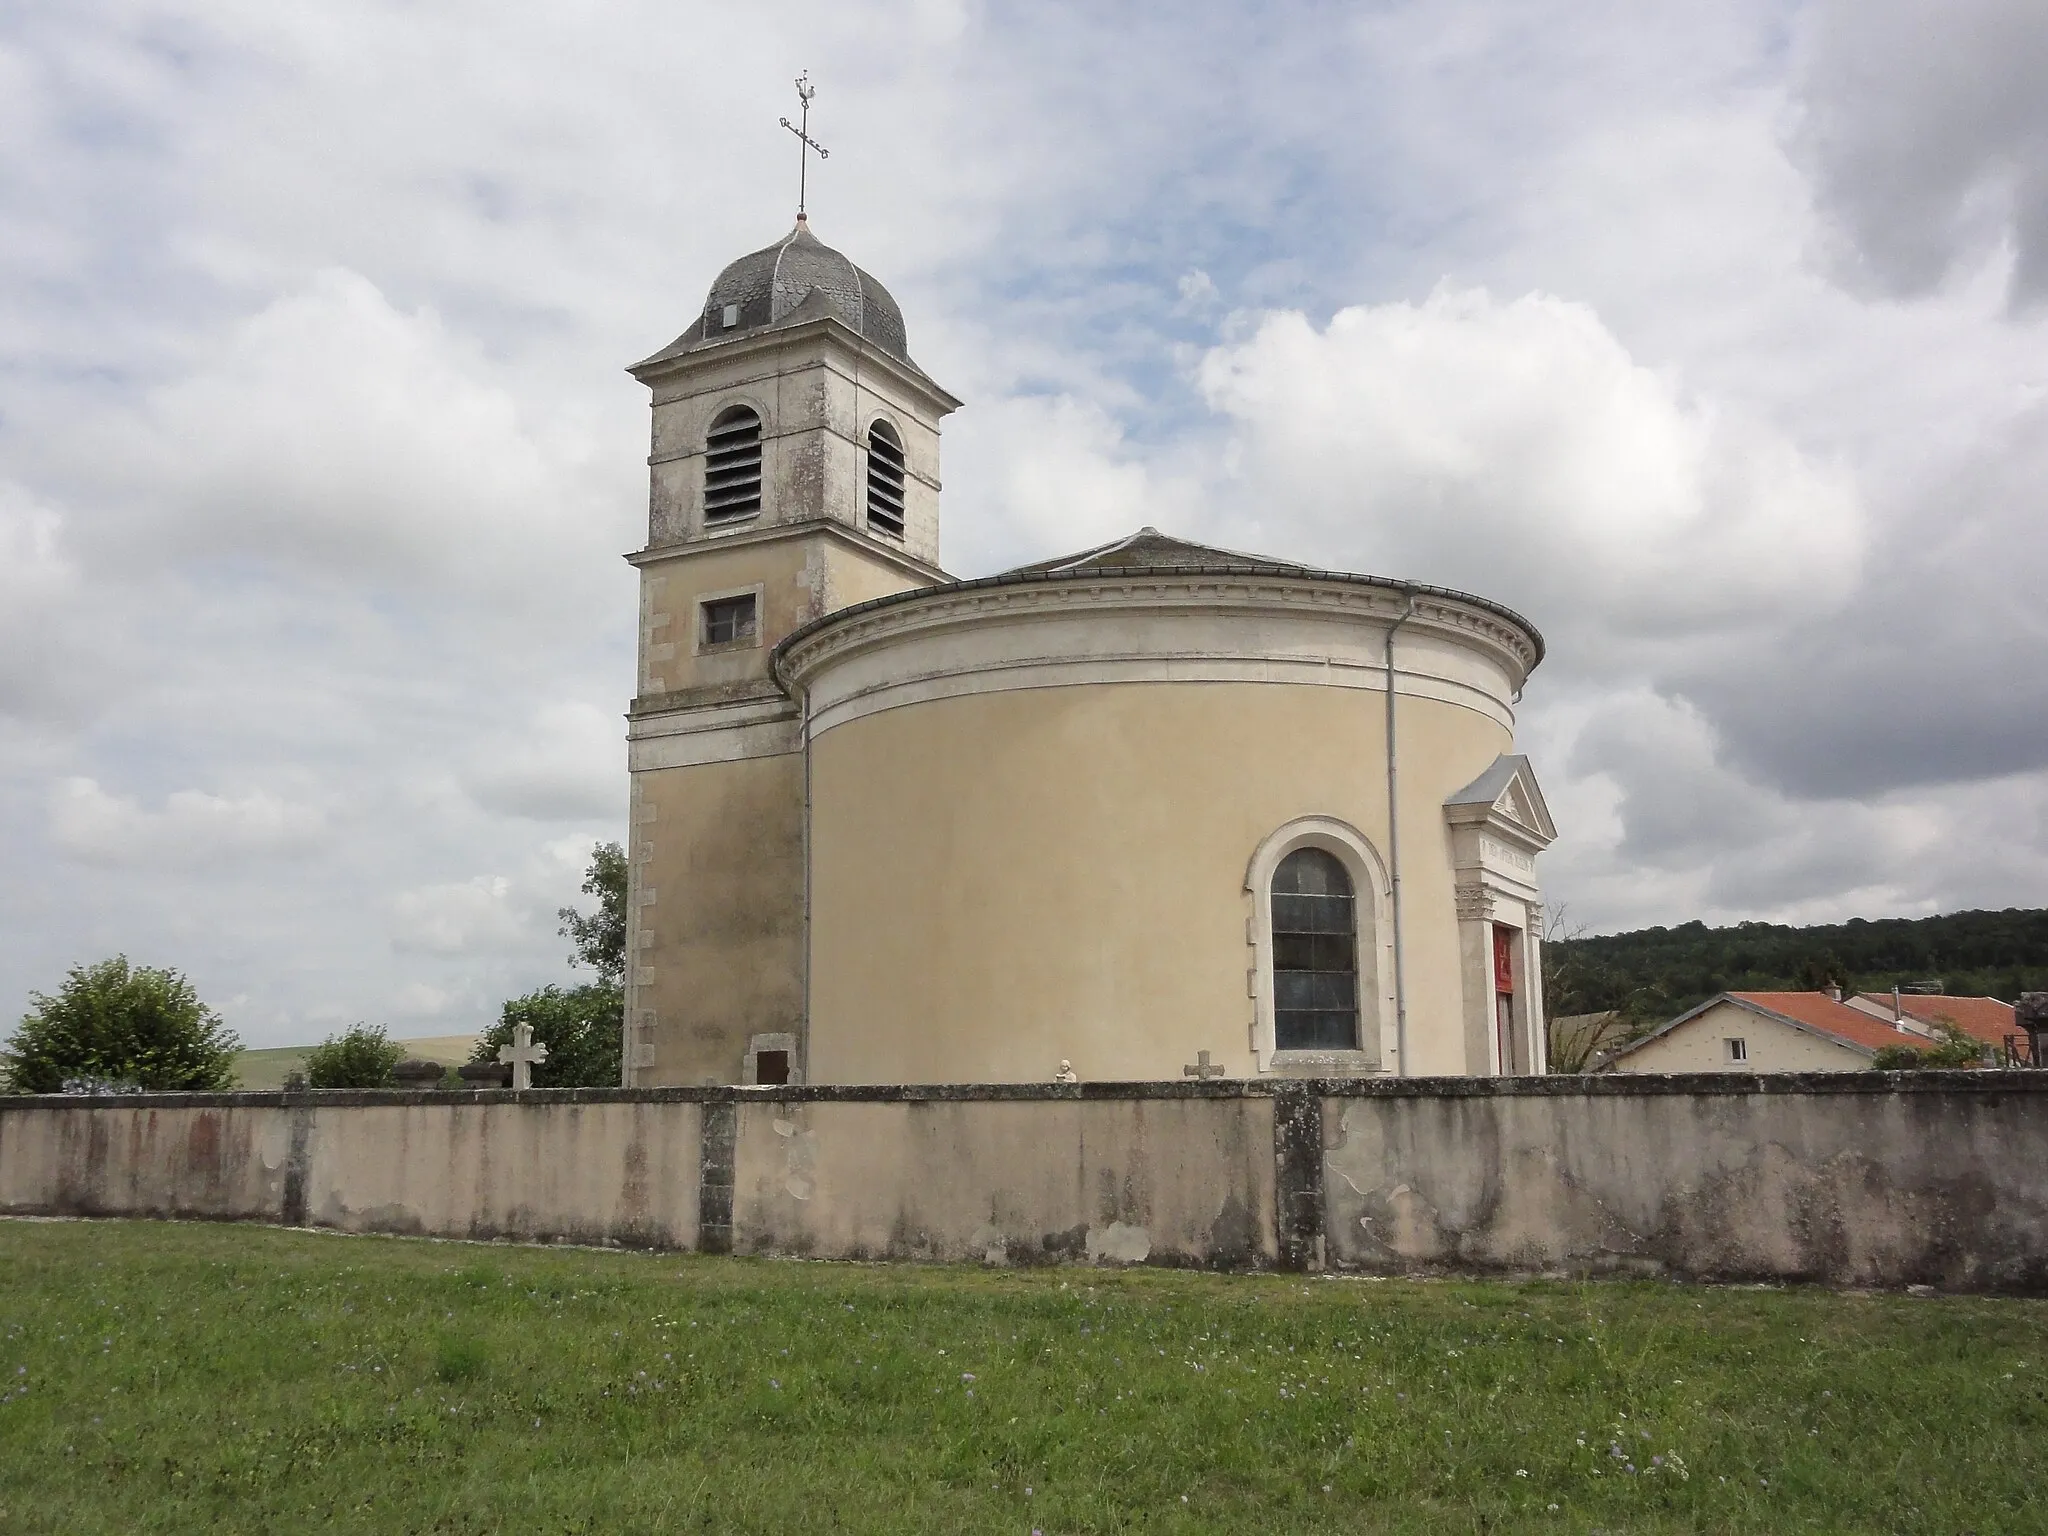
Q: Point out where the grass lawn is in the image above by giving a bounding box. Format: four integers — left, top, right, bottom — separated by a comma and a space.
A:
1, 1220, 2043, 1533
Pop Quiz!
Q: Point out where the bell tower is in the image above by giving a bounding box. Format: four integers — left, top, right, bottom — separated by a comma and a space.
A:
620, 217, 960, 1086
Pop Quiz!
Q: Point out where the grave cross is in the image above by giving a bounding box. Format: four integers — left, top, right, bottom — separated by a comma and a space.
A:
1183, 1050, 1226, 1080
498, 1023, 549, 1091
779, 71, 829, 218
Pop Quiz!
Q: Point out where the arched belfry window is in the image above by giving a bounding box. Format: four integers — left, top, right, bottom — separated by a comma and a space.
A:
1271, 847, 1359, 1050
866, 419, 906, 538
704, 405, 763, 524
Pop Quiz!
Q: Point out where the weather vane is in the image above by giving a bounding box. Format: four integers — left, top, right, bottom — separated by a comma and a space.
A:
780, 71, 829, 219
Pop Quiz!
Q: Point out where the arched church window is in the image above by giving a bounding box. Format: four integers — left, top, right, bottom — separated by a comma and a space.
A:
1271, 847, 1359, 1050
704, 405, 763, 524
866, 419, 907, 538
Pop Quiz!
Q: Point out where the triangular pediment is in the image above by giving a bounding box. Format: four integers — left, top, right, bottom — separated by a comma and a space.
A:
1443, 754, 1557, 847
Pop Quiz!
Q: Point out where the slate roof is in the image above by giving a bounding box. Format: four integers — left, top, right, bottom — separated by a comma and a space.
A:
1000, 527, 1318, 577
988, 527, 1545, 660
633, 217, 913, 371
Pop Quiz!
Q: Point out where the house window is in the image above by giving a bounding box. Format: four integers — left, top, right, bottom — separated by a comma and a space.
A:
704, 405, 763, 523
866, 419, 907, 537
1725, 1037, 1748, 1063
1271, 847, 1358, 1050
701, 594, 757, 648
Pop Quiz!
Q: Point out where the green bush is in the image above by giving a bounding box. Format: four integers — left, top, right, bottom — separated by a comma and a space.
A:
3, 957, 239, 1093
1871, 1020, 1991, 1071
470, 983, 622, 1089
303, 1024, 403, 1089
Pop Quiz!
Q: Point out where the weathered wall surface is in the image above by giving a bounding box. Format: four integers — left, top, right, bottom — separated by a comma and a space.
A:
1321, 1077, 2048, 1291
4, 1076, 2045, 1291
727, 1094, 1275, 1267
0, 1102, 289, 1223
0, 1097, 703, 1251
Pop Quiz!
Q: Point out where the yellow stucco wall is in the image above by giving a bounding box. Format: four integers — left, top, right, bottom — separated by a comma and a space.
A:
634, 752, 806, 1085
806, 680, 1510, 1084
1615, 1000, 1870, 1073
627, 529, 940, 1086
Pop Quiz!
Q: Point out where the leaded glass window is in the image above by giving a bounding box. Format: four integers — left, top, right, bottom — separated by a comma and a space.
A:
1271, 846, 1358, 1050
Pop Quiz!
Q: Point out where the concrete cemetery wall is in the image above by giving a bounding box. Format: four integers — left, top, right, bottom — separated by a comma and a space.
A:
0, 1097, 704, 1251
2, 1075, 2045, 1291
1315, 1076, 2048, 1292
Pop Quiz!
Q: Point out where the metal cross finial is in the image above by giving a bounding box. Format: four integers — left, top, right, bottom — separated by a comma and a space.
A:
779, 70, 830, 218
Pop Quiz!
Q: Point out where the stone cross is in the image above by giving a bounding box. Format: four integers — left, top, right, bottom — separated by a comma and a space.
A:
1183, 1050, 1226, 1079
498, 1024, 549, 1091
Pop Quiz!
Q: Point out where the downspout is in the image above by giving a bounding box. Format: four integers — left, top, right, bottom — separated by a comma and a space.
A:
774, 645, 815, 1087
1385, 590, 1418, 1076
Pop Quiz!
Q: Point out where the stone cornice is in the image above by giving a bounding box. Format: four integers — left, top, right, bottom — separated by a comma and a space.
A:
629, 313, 963, 416
776, 566, 1543, 695
625, 517, 952, 588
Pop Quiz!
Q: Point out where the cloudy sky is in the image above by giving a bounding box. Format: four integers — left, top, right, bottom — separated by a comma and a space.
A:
3, 0, 2044, 1047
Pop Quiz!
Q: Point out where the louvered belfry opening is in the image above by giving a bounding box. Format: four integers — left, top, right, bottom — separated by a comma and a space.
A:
866, 419, 907, 538
703, 406, 763, 524
1271, 847, 1360, 1050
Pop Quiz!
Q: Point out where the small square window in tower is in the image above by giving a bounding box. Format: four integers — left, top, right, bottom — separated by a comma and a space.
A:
754, 1049, 790, 1086
866, 420, 907, 538
703, 405, 763, 524
702, 595, 757, 648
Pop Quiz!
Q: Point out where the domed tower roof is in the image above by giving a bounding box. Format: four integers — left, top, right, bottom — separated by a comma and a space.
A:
633, 216, 914, 372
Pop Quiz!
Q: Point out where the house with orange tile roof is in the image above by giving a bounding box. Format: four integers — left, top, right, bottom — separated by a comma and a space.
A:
1844, 991, 2018, 1057
1607, 989, 1966, 1073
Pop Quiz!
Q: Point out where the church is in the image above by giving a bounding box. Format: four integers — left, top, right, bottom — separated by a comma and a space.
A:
619, 215, 1556, 1088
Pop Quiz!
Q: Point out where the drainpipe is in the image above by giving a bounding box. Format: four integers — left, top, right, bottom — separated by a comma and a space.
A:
1385, 590, 1418, 1076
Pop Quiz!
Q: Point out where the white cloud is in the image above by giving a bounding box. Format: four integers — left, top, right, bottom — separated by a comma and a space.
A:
943, 392, 1191, 573
0, 484, 82, 718
76, 269, 630, 601
1196, 285, 1865, 647
462, 701, 623, 821
389, 875, 526, 956
48, 777, 326, 866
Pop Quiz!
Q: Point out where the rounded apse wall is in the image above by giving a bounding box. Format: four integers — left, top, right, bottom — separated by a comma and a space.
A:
776, 570, 1539, 1085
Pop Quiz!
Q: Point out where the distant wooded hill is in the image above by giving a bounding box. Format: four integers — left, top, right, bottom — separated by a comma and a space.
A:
1544, 908, 2048, 1023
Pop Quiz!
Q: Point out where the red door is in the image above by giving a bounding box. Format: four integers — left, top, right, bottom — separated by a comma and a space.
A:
1492, 925, 1518, 1074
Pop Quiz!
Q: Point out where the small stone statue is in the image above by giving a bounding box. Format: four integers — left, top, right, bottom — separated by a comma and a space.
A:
1052, 1060, 1078, 1084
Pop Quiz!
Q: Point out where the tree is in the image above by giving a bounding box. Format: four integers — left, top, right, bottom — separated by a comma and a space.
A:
1871, 1020, 1990, 1071
469, 984, 621, 1089
473, 842, 628, 1089
1541, 905, 1667, 1070
3, 957, 239, 1093
559, 841, 627, 987
303, 1023, 403, 1088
